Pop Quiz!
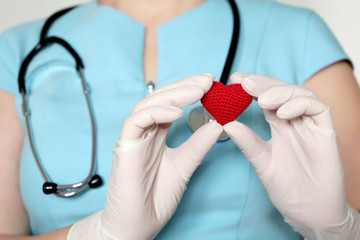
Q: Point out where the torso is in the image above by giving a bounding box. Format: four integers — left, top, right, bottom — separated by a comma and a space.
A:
2, 0, 345, 238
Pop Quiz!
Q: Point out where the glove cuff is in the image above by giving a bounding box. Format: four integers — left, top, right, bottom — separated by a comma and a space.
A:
295, 204, 360, 240
67, 211, 115, 240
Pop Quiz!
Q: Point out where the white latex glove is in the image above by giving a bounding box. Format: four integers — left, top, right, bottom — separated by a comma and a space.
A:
68, 74, 223, 240
223, 73, 360, 240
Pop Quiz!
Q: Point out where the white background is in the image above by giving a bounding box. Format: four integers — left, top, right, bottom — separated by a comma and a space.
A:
0, 0, 359, 83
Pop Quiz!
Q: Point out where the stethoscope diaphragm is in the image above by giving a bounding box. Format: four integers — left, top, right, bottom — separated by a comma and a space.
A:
188, 106, 230, 141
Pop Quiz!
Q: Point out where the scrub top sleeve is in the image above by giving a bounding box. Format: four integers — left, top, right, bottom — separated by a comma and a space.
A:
0, 31, 19, 95
302, 11, 351, 83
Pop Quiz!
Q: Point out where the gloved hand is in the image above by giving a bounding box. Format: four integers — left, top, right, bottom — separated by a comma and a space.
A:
67, 74, 223, 240
223, 73, 360, 240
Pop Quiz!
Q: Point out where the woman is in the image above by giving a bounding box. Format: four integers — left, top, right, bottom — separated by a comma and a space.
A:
0, 0, 359, 239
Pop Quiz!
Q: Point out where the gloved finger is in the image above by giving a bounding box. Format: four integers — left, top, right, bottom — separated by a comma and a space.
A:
258, 85, 317, 110
132, 84, 212, 114
150, 73, 214, 95
120, 106, 184, 141
172, 121, 223, 182
223, 121, 270, 175
277, 96, 334, 130
231, 73, 287, 97
229, 72, 249, 84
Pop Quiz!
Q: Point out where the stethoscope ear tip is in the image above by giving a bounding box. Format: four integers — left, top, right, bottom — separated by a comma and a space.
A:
89, 174, 103, 188
43, 182, 58, 194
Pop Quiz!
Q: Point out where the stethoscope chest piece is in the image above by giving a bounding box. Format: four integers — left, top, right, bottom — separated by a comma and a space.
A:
188, 106, 229, 141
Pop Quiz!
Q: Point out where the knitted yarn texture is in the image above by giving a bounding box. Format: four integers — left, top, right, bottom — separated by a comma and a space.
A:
201, 81, 252, 125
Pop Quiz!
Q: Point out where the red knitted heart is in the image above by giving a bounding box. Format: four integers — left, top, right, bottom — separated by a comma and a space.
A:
201, 81, 253, 126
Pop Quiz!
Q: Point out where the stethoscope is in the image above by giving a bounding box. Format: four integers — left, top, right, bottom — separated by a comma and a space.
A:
17, 0, 240, 198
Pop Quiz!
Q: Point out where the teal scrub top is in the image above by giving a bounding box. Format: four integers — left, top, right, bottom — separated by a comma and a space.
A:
0, 0, 349, 238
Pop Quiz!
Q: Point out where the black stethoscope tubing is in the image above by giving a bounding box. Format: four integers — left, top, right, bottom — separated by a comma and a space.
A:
220, 0, 240, 85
